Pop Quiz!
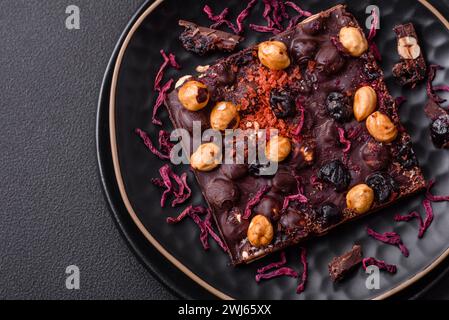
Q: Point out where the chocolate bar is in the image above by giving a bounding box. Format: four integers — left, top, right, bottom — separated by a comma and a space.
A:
328, 245, 363, 282
165, 5, 426, 265
392, 23, 427, 87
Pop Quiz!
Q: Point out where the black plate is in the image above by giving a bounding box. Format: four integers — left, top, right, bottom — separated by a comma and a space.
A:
99, 0, 449, 299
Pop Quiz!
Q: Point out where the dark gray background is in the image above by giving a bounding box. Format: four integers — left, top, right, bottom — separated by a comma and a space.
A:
0, 0, 447, 299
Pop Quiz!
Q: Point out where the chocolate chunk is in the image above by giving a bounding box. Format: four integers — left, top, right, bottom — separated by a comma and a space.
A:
315, 42, 345, 75
272, 169, 297, 194
328, 245, 363, 282
179, 20, 243, 55
254, 195, 282, 221
221, 164, 248, 180
392, 23, 427, 88
360, 140, 391, 171
206, 178, 240, 210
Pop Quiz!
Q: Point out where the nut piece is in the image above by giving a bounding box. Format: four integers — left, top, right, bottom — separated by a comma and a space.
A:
178, 80, 210, 111
210, 101, 240, 131
247, 214, 274, 247
346, 184, 374, 214
339, 27, 368, 57
258, 41, 291, 70
398, 37, 421, 60
265, 135, 292, 162
190, 143, 221, 171
175, 75, 192, 89
366, 111, 398, 143
354, 86, 377, 122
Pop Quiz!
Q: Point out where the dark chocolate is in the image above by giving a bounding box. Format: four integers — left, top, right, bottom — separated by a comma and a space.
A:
328, 245, 363, 282
165, 5, 426, 265
179, 20, 243, 56
392, 23, 427, 87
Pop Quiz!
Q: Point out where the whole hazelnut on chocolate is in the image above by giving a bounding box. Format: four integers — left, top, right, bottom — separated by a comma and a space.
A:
210, 101, 240, 131
206, 178, 240, 210
346, 184, 374, 214
190, 142, 221, 172
354, 86, 377, 122
247, 214, 274, 247
265, 135, 292, 162
360, 140, 391, 171
258, 41, 291, 70
178, 80, 210, 111
339, 27, 368, 57
366, 111, 398, 143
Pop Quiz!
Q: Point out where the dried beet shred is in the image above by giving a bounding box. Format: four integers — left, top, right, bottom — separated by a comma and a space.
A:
257, 252, 287, 274
296, 247, 308, 294
152, 164, 192, 207
426, 179, 449, 202
282, 192, 308, 211
362, 257, 397, 274
421, 199, 434, 238
236, 0, 258, 34
204, 210, 229, 252
293, 99, 305, 136
367, 8, 379, 42
158, 130, 174, 156
284, 1, 312, 17
243, 185, 271, 219
366, 227, 409, 257
135, 128, 171, 160
427, 64, 446, 104
255, 267, 298, 283
394, 211, 424, 236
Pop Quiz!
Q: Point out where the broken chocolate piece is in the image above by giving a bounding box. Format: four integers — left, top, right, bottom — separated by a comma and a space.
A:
179, 20, 243, 55
392, 23, 427, 88
328, 245, 363, 282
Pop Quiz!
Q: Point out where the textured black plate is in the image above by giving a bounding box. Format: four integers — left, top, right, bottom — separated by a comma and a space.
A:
105, 0, 449, 299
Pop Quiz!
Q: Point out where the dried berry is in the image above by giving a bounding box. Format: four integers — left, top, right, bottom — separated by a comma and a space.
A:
316, 203, 342, 228
396, 140, 418, 168
366, 172, 398, 203
270, 89, 296, 118
325, 92, 352, 123
318, 160, 351, 192
363, 63, 381, 81
430, 115, 449, 148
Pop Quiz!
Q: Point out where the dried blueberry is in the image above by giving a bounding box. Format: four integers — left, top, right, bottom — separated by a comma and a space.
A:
318, 160, 351, 192
270, 89, 296, 119
365, 172, 398, 203
325, 92, 352, 123
396, 140, 418, 169
290, 39, 317, 64
430, 115, 449, 148
316, 203, 342, 228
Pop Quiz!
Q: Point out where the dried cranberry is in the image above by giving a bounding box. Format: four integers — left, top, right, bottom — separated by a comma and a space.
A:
270, 89, 296, 119
290, 39, 317, 64
316, 203, 342, 228
366, 172, 398, 203
430, 115, 449, 148
396, 140, 418, 169
325, 92, 352, 123
318, 160, 351, 192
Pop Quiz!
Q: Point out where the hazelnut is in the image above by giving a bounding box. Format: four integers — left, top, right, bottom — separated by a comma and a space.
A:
210, 101, 240, 131
190, 143, 221, 172
178, 80, 210, 111
339, 27, 368, 57
354, 86, 377, 121
265, 135, 292, 162
258, 41, 291, 70
175, 75, 192, 89
366, 111, 398, 143
247, 214, 274, 247
398, 37, 421, 60
346, 184, 374, 214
